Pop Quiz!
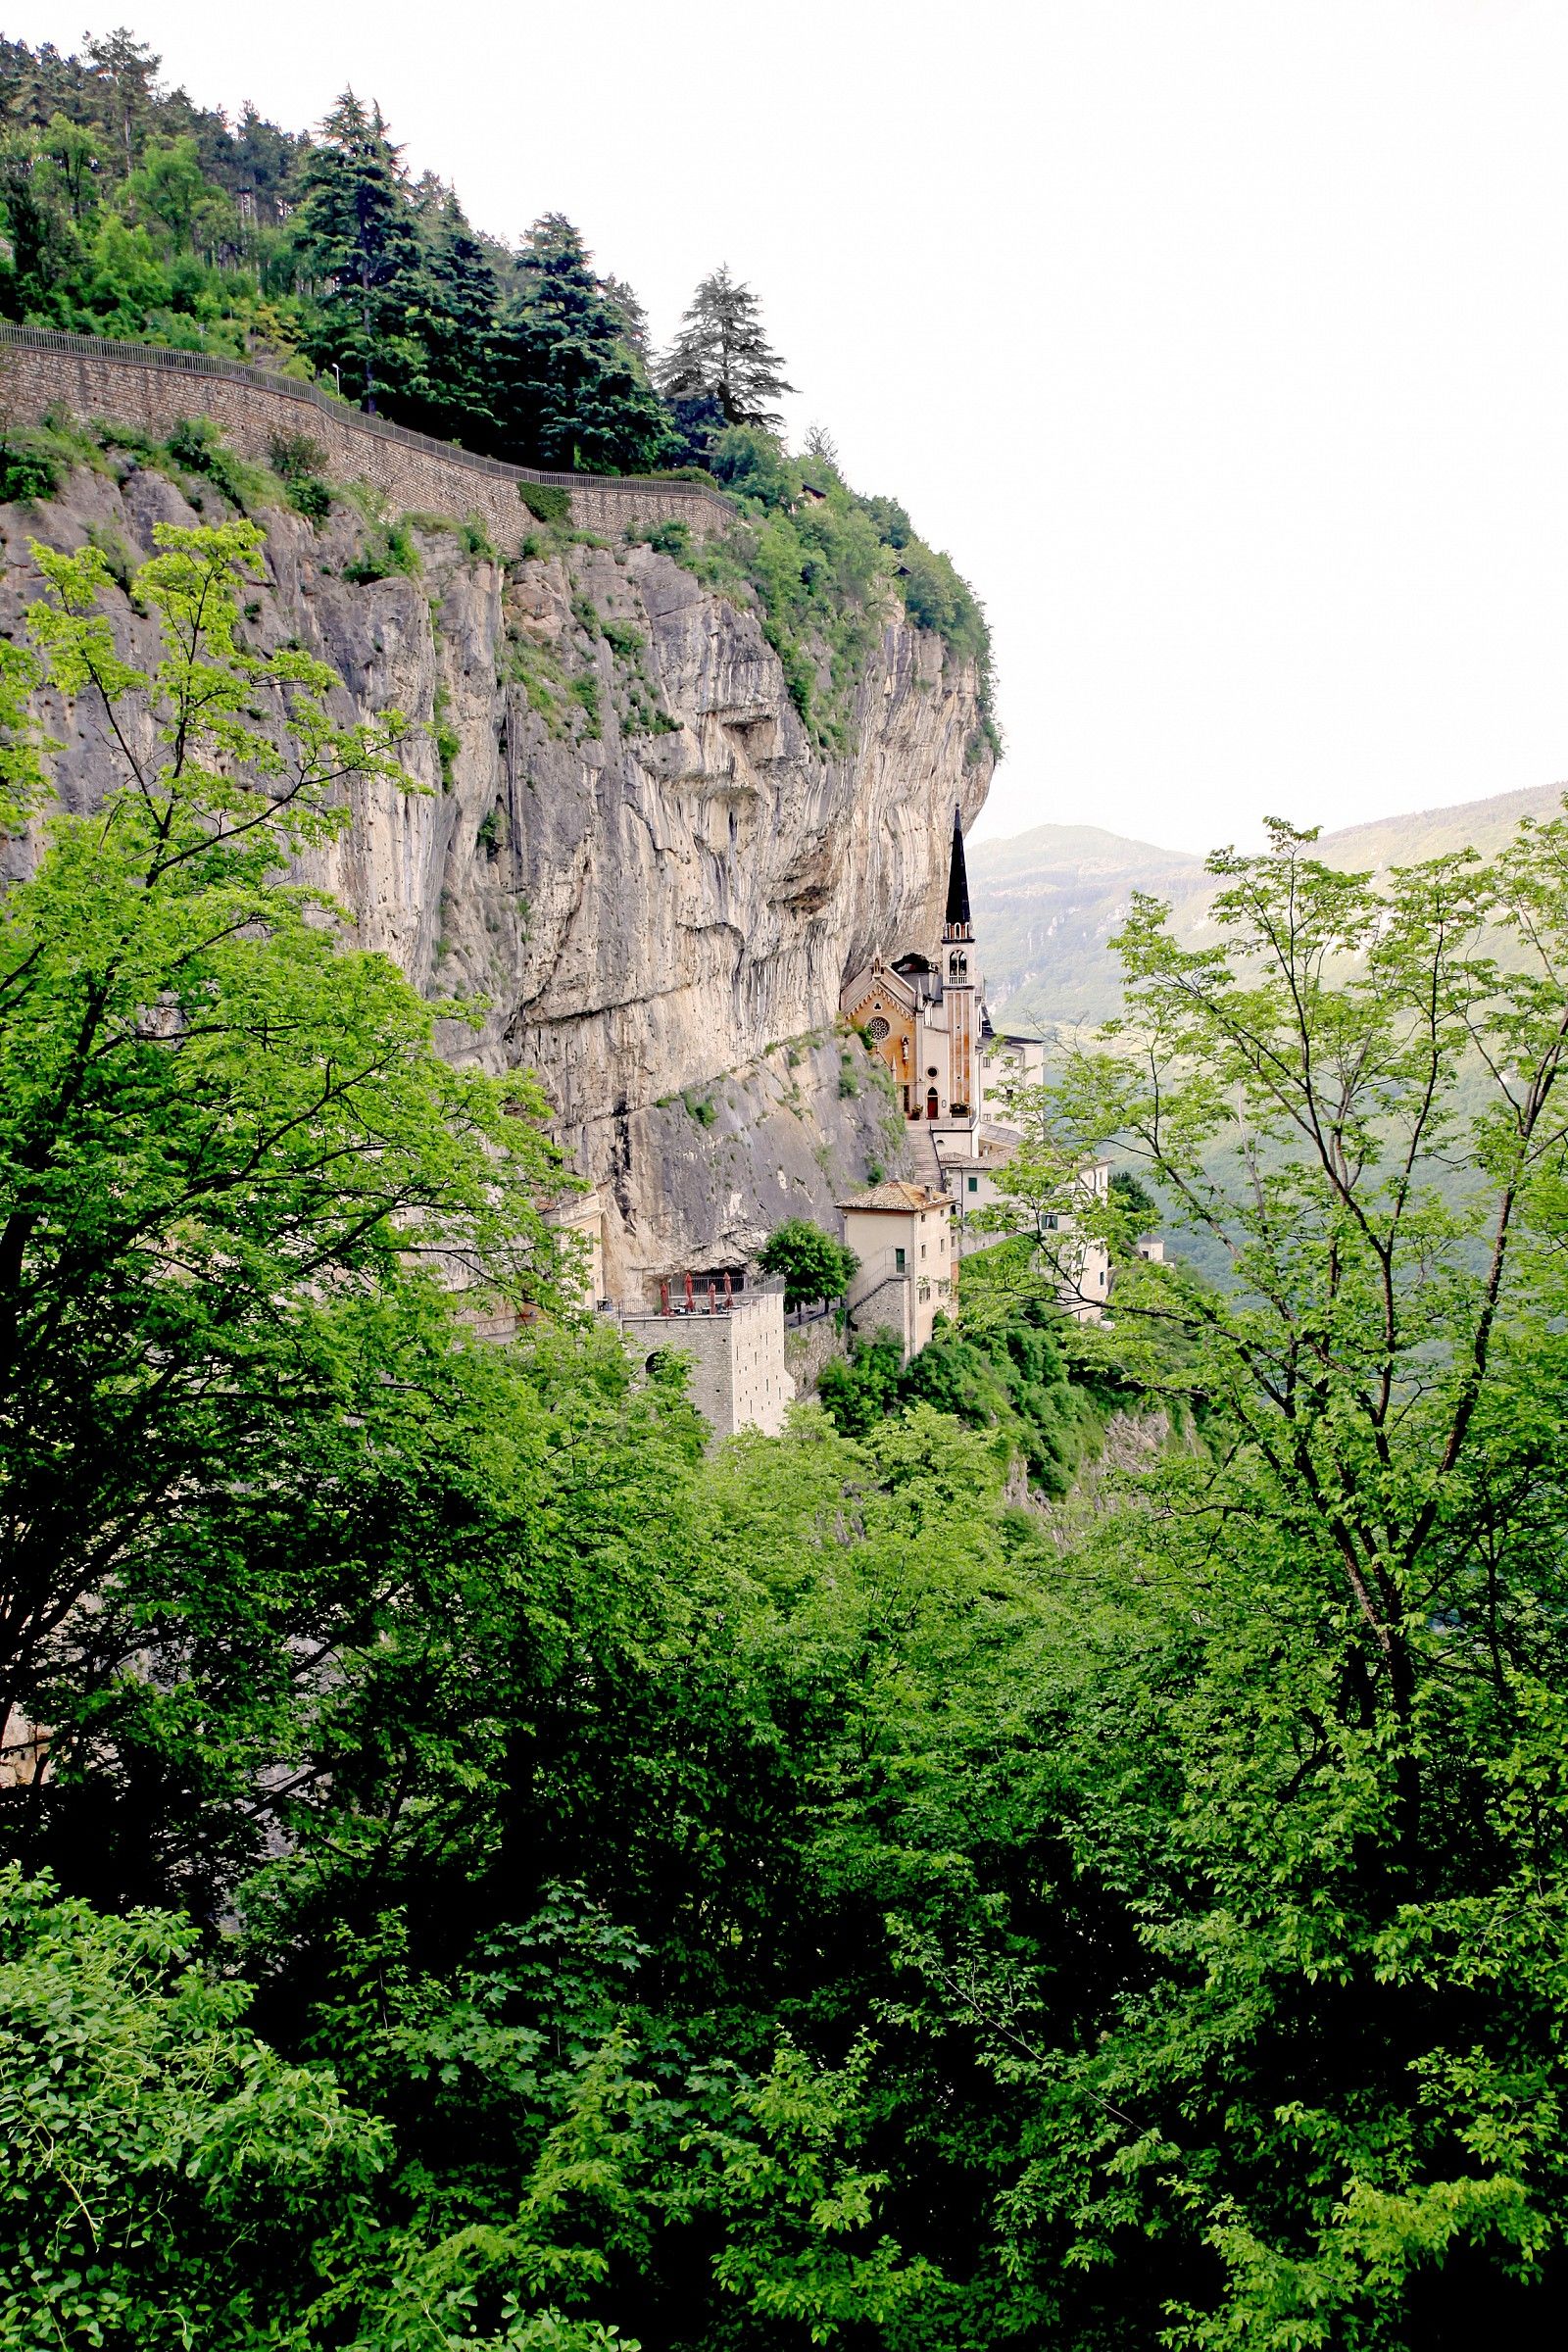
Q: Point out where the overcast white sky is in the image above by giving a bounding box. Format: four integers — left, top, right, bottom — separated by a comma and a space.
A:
6, 0, 1568, 852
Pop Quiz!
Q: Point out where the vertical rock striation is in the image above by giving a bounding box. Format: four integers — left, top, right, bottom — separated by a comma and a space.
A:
0, 466, 993, 1294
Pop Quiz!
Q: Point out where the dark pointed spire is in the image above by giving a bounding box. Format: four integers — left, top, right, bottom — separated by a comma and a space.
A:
944, 803, 972, 936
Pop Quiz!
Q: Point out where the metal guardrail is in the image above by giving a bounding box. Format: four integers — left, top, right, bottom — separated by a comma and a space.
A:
0, 319, 731, 509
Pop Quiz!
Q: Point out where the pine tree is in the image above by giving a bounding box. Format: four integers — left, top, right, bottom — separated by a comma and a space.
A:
293, 91, 422, 415
82, 28, 161, 173
496, 215, 673, 474
660, 264, 796, 427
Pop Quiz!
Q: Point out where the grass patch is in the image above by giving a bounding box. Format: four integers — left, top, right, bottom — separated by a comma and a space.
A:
84, 520, 137, 596
0, 410, 113, 502
629, 517, 692, 559
567, 672, 602, 737
344, 514, 420, 585
165, 416, 276, 515
501, 630, 569, 736
601, 613, 644, 659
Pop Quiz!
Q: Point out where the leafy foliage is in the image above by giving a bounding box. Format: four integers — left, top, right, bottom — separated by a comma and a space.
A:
0, 1867, 386, 2346
757, 1216, 858, 1310
0, 520, 567, 1911
2, 776, 1568, 2344
819, 1293, 1110, 1490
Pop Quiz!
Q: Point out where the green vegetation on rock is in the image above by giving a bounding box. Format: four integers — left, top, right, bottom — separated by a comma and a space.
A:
0, 586, 1567, 2340
0, 31, 995, 750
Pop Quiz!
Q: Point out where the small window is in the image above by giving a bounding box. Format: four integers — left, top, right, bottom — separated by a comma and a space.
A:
921, 1244, 927, 1260
967, 1175, 978, 1194
895, 1246, 906, 1272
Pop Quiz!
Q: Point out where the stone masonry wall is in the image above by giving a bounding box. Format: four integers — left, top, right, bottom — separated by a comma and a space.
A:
0, 328, 732, 552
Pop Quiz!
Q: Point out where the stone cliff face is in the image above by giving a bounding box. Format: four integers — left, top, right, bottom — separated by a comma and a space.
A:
0, 460, 992, 1293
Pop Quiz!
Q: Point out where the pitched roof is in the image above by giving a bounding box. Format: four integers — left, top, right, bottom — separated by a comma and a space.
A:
945, 805, 972, 931
838, 1181, 952, 1213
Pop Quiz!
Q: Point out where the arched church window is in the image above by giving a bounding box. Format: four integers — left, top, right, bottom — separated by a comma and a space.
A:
865, 1015, 890, 1042
950, 952, 966, 976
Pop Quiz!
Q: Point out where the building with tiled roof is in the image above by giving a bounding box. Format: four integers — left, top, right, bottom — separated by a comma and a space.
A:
837, 1181, 955, 1359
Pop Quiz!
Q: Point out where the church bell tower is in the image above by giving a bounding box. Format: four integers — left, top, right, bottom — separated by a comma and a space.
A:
941, 806, 977, 1122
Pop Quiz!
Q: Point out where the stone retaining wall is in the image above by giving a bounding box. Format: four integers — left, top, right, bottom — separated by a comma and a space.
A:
784, 1313, 849, 1396
0, 327, 733, 552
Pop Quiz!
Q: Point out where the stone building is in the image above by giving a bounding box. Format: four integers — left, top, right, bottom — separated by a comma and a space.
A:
544, 1187, 607, 1309
839, 804, 1117, 1322
839, 1181, 956, 1359
616, 1282, 793, 1441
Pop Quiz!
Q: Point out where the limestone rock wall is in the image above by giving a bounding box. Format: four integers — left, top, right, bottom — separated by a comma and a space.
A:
0, 456, 992, 1294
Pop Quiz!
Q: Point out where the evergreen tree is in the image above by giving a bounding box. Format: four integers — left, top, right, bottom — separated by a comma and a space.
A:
601, 271, 651, 367
293, 90, 422, 414
82, 27, 161, 174
405, 184, 501, 446
660, 263, 796, 427
497, 214, 674, 473
231, 102, 302, 224
0, 137, 83, 321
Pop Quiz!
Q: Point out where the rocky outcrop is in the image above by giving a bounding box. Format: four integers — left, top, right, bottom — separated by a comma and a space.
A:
0, 457, 992, 1293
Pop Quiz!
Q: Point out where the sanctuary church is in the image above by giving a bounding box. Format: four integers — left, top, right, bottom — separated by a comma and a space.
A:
841, 806, 986, 1150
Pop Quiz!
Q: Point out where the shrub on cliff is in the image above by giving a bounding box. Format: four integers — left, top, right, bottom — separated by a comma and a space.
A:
820, 1298, 1097, 1490
758, 1216, 859, 1311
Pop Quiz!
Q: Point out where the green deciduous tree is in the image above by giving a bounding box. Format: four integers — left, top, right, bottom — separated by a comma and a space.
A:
758, 1215, 858, 1311
0, 519, 568, 1907
0, 1866, 387, 2345
918, 816, 1568, 2343
122, 133, 218, 254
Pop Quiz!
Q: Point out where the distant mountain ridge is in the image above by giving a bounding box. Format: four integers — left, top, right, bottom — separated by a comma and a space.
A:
974, 782, 1568, 1033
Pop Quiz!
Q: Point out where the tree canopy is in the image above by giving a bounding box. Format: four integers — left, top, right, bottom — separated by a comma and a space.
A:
757, 1216, 858, 1310
0, 535, 1566, 2338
